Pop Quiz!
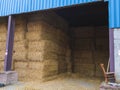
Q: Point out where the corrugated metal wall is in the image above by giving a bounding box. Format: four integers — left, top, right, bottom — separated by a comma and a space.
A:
109, 0, 120, 28
0, 0, 98, 17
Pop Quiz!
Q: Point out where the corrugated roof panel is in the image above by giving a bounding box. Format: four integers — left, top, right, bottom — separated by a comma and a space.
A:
109, 0, 120, 28
0, 0, 98, 17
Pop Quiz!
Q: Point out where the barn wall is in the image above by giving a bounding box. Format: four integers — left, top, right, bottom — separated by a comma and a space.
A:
71, 26, 109, 77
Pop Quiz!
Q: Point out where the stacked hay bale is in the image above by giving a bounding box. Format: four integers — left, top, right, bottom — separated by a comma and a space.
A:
26, 11, 69, 82
72, 27, 95, 77
94, 26, 109, 77
0, 23, 7, 71
13, 16, 28, 81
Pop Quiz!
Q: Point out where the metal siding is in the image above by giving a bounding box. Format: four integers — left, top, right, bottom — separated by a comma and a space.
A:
0, 0, 98, 17
109, 0, 120, 28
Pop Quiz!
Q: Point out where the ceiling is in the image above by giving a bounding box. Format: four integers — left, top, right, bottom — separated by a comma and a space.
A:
54, 1, 108, 27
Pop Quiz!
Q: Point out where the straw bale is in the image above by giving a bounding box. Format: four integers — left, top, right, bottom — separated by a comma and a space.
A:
14, 40, 27, 51
94, 51, 109, 58
0, 23, 7, 33
96, 39, 109, 50
74, 39, 94, 50
74, 51, 93, 58
27, 21, 44, 32
74, 64, 95, 76
28, 51, 58, 61
28, 40, 58, 52
13, 51, 27, 60
15, 24, 26, 32
27, 11, 68, 31
0, 42, 6, 50
72, 27, 94, 38
26, 31, 41, 41
15, 15, 26, 25
0, 51, 5, 60
14, 61, 28, 69
14, 31, 25, 41
29, 60, 58, 70
26, 30, 57, 41
15, 68, 28, 81
0, 61, 4, 71
74, 58, 93, 64
0, 32, 7, 41
66, 48, 71, 57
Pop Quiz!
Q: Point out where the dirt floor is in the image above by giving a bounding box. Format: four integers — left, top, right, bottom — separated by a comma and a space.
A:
0, 74, 103, 90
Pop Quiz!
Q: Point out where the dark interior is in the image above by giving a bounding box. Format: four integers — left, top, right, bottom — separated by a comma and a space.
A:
54, 1, 108, 27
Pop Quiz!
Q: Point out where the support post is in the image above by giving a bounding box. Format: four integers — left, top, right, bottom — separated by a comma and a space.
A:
4, 16, 15, 71
109, 28, 114, 72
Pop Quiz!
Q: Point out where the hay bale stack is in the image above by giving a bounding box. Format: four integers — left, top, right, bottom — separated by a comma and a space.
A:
0, 23, 7, 63
28, 60, 58, 81
26, 14, 69, 81
13, 17, 27, 62
0, 60, 4, 71
72, 26, 109, 78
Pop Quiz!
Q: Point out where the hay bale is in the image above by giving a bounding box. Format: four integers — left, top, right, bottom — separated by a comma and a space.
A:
29, 60, 58, 71
0, 33, 7, 41
26, 31, 41, 41
14, 61, 28, 69
0, 23, 7, 33
0, 51, 5, 60
28, 51, 58, 61
74, 39, 94, 50
0, 61, 4, 71
0, 42, 6, 50
27, 21, 45, 32
15, 68, 28, 81
14, 40, 27, 51
15, 24, 26, 32
26, 30, 57, 41
14, 31, 25, 41
28, 40, 58, 52
13, 51, 27, 60
74, 51, 93, 59
74, 64, 95, 76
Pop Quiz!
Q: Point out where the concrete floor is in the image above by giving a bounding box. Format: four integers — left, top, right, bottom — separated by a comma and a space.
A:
0, 74, 102, 90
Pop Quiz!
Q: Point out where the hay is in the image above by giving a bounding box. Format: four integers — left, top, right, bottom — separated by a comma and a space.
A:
0, 51, 5, 60
15, 24, 26, 32
26, 31, 41, 41
14, 40, 27, 51
0, 42, 6, 50
29, 60, 58, 71
0, 33, 7, 41
13, 51, 27, 60
0, 61, 4, 71
28, 51, 58, 61
74, 64, 95, 76
15, 68, 29, 81
27, 21, 44, 31
28, 40, 58, 52
14, 31, 25, 41
14, 61, 28, 69
0, 23, 7, 33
